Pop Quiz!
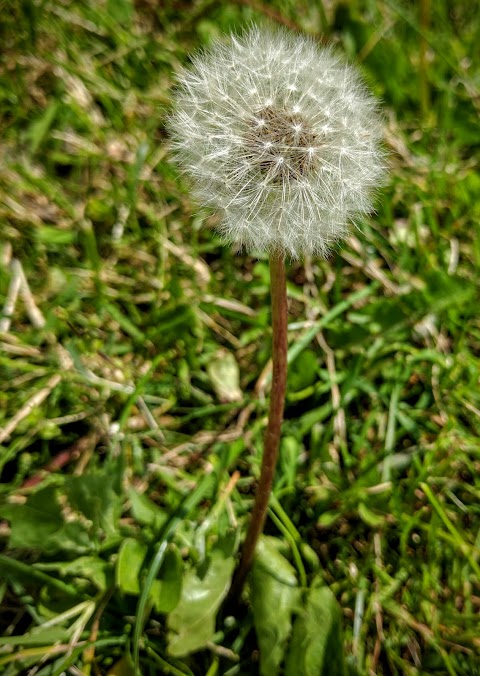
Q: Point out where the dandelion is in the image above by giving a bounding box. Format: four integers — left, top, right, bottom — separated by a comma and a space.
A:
169, 25, 385, 597
169, 25, 384, 260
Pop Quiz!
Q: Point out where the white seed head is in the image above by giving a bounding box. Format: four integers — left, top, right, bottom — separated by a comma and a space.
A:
169, 26, 386, 259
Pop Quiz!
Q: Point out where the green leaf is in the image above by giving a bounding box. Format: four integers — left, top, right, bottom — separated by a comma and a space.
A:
106, 0, 133, 25
105, 302, 145, 342
36, 556, 110, 592
423, 269, 475, 313
280, 436, 300, 488
150, 546, 183, 614
358, 502, 385, 528
0, 627, 69, 647
0, 487, 63, 550
0, 554, 80, 598
35, 225, 77, 245
116, 538, 182, 613
26, 101, 59, 153
251, 537, 301, 676
317, 511, 341, 528
66, 473, 121, 539
285, 581, 345, 676
127, 488, 167, 532
0, 487, 90, 555
207, 349, 242, 402
134, 474, 216, 671
107, 654, 136, 676
287, 349, 318, 392
116, 538, 148, 595
167, 546, 235, 656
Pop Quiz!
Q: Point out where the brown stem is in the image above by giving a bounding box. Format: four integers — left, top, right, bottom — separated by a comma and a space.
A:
230, 253, 288, 598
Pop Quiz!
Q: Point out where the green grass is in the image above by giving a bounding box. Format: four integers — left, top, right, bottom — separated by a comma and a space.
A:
1, 1, 479, 674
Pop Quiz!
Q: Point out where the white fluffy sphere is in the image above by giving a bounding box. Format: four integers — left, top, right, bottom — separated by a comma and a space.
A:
169, 26, 385, 259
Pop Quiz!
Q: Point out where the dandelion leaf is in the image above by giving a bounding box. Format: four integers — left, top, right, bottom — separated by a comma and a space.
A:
285, 580, 345, 676
251, 536, 300, 676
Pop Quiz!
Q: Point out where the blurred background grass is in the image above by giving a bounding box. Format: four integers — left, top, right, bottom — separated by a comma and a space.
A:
0, 1, 479, 674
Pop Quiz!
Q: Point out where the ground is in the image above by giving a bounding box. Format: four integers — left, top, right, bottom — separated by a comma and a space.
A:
0, 1, 479, 675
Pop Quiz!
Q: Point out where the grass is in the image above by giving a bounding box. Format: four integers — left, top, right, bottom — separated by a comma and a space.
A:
1, 1, 480, 674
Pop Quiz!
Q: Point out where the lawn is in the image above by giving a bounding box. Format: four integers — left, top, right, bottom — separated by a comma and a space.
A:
1, 1, 479, 674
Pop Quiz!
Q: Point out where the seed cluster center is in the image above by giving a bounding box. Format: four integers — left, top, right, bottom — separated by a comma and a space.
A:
244, 105, 318, 182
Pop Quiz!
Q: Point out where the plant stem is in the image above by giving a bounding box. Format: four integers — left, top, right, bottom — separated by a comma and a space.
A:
230, 253, 288, 598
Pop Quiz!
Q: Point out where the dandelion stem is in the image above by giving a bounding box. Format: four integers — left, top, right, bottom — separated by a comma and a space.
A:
231, 252, 288, 598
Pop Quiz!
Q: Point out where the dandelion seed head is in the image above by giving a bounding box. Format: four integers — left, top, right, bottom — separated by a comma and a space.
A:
169, 25, 386, 259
